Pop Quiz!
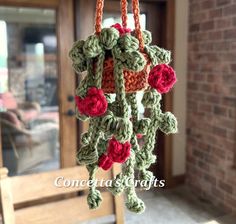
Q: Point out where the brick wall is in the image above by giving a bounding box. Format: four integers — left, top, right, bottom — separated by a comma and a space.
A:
186, 0, 236, 212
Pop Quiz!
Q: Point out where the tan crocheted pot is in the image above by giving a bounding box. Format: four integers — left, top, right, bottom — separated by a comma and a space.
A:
101, 55, 151, 93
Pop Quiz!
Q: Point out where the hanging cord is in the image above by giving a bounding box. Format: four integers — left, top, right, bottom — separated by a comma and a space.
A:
95, 0, 104, 34
132, 0, 144, 51
121, 0, 128, 28
95, 0, 144, 52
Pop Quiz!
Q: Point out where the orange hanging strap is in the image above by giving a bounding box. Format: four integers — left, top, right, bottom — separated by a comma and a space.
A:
95, 0, 104, 34
121, 0, 128, 28
132, 0, 144, 52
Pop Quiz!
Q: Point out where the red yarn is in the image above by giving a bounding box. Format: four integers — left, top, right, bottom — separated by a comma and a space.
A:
148, 64, 177, 94
107, 137, 131, 163
98, 154, 113, 170
75, 87, 108, 117
136, 134, 143, 139
111, 23, 131, 35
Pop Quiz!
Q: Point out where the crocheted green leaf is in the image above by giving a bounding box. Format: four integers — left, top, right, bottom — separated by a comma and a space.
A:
145, 45, 171, 66
76, 145, 98, 165
69, 40, 85, 62
118, 34, 139, 51
87, 188, 102, 209
69, 40, 87, 72
142, 30, 152, 45
131, 30, 152, 45
72, 62, 87, 73
122, 51, 146, 72
83, 35, 103, 58
100, 27, 119, 50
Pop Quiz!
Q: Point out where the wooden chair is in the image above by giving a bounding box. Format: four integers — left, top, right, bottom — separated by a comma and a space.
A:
0, 165, 124, 224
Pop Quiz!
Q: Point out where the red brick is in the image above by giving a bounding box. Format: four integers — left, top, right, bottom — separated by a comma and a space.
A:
209, 8, 222, 18
216, 0, 231, 6
211, 186, 224, 200
201, 20, 215, 31
224, 29, 236, 39
223, 4, 236, 16
222, 97, 236, 107
208, 30, 223, 40
213, 105, 227, 116
201, 0, 216, 10
212, 126, 227, 138
218, 181, 233, 194
187, 0, 236, 213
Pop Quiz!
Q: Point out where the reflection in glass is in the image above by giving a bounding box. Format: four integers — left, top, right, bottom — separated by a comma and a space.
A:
0, 7, 60, 176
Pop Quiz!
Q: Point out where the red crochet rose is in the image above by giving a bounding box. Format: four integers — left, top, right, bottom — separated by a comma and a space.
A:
98, 154, 113, 171
148, 64, 177, 94
107, 137, 131, 163
75, 87, 108, 117
111, 23, 131, 35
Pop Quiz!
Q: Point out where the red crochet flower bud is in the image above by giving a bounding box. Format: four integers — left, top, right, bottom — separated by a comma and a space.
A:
148, 64, 177, 94
136, 134, 143, 139
111, 23, 131, 35
75, 87, 108, 117
98, 154, 113, 171
107, 137, 131, 163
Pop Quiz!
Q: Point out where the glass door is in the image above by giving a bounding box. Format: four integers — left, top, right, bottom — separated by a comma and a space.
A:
0, 2, 76, 176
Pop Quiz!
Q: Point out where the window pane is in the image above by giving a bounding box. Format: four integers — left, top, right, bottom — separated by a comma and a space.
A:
0, 6, 60, 176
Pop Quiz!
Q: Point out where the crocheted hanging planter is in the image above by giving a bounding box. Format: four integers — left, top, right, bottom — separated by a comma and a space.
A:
69, 0, 178, 214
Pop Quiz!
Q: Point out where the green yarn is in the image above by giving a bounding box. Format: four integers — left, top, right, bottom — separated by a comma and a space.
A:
118, 34, 139, 51
139, 170, 154, 182
77, 118, 101, 165
69, 40, 85, 62
70, 26, 178, 213
125, 183, 146, 214
114, 118, 133, 143
142, 30, 152, 45
122, 51, 146, 72
133, 118, 151, 135
86, 164, 102, 209
145, 45, 171, 66
100, 27, 119, 50
75, 107, 88, 121
83, 35, 103, 58
77, 145, 98, 165
159, 112, 178, 134
94, 52, 105, 88
131, 30, 152, 45
142, 88, 162, 108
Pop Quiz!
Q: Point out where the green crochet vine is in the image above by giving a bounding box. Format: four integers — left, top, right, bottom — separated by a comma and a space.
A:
69, 25, 177, 214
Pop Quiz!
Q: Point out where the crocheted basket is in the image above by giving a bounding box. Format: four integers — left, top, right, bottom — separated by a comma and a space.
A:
101, 54, 150, 93
95, 0, 150, 93
69, 0, 178, 214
